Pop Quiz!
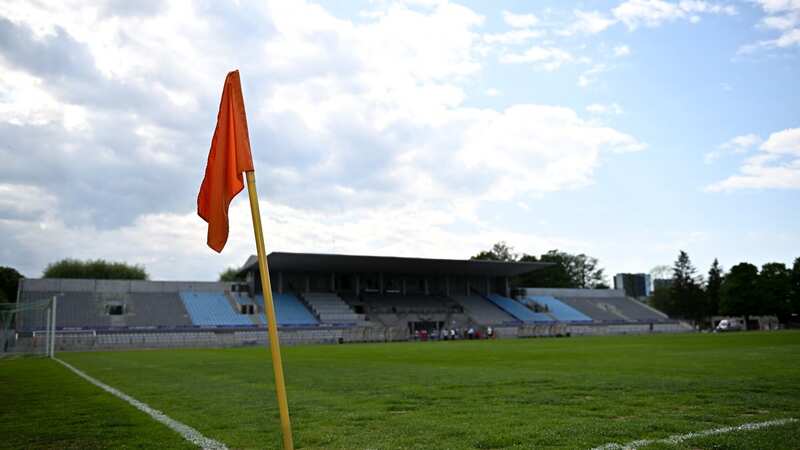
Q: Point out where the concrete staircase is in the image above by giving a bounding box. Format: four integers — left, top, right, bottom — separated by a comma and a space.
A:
225, 292, 262, 326
303, 292, 367, 326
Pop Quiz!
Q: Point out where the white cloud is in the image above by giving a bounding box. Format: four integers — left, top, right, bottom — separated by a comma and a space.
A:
561, 10, 616, 35
722, 133, 763, 152
586, 103, 624, 115
499, 46, 574, 71
455, 105, 645, 199
613, 44, 632, 57
482, 28, 544, 45
707, 128, 800, 190
761, 127, 800, 155
578, 64, 609, 87
740, 1, 800, 52
613, 0, 736, 30
502, 10, 539, 28
704, 133, 762, 163
0, 0, 646, 279
485, 87, 501, 96
0, 183, 58, 221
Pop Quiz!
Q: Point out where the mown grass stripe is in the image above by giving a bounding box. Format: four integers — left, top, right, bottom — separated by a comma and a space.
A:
592, 417, 798, 450
55, 357, 228, 450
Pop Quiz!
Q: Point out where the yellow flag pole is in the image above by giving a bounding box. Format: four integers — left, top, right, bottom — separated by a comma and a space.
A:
245, 170, 294, 450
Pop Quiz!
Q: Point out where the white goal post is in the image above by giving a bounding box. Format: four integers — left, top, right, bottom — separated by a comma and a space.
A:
0, 295, 59, 358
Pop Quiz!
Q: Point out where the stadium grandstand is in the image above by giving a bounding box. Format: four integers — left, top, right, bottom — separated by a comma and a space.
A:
9, 252, 688, 353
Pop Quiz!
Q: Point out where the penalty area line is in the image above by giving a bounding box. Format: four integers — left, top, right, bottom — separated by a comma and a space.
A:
55, 357, 228, 450
591, 417, 798, 450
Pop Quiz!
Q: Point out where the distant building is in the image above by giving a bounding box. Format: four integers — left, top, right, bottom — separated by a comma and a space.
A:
614, 273, 651, 298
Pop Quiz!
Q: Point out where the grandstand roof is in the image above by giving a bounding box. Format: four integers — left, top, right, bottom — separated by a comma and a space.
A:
240, 252, 550, 277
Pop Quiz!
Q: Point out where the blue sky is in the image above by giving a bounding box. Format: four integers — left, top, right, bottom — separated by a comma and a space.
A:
0, 0, 798, 282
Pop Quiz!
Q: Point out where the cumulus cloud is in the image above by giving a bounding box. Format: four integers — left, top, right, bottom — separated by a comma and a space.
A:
707, 128, 800, 190
578, 63, 610, 87
760, 127, 800, 155
613, 44, 632, 56
482, 28, 544, 45
483, 9, 544, 45
502, 10, 539, 28
586, 103, 624, 115
560, 10, 616, 35
0, 0, 645, 279
613, 0, 737, 30
704, 133, 762, 163
739, 0, 800, 53
499, 46, 575, 71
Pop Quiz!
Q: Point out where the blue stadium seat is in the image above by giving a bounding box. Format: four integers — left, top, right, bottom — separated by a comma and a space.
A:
179, 292, 252, 327
255, 293, 318, 326
523, 296, 592, 322
486, 294, 553, 324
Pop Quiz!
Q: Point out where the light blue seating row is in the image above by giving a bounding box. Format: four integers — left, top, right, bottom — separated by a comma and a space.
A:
524, 295, 592, 322
179, 292, 252, 327
255, 293, 318, 326
486, 294, 553, 323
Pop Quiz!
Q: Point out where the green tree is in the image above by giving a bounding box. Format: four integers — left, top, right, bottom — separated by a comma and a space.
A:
471, 242, 517, 262
720, 262, 759, 328
517, 250, 606, 288
0, 267, 24, 303
670, 251, 705, 326
650, 284, 676, 316
472, 244, 607, 289
570, 253, 606, 289
219, 267, 245, 282
706, 259, 723, 318
791, 257, 800, 319
758, 262, 792, 321
518, 251, 573, 288
43, 259, 148, 280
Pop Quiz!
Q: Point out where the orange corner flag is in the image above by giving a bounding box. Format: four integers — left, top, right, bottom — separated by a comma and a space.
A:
198, 70, 295, 449
197, 70, 254, 252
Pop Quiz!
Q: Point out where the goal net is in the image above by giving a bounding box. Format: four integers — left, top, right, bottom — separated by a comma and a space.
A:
0, 296, 57, 358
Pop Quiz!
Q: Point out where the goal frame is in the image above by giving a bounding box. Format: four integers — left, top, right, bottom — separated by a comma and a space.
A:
0, 295, 58, 358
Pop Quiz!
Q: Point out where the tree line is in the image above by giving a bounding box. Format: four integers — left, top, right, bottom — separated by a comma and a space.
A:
42, 259, 148, 280
471, 242, 609, 289
1, 259, 148, 303
0, 267, 24, 303
651, 251, 800, 328
1, 258, 245, 303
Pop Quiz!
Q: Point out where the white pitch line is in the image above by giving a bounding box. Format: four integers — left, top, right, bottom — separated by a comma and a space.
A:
591, 417, 798, 450
55, 358, 228, 450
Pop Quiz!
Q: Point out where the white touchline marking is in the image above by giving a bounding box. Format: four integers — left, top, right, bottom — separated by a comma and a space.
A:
55, 358, 228, 450
591, 417, 798, 450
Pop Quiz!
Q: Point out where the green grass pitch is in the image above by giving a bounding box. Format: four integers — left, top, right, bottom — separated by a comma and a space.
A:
2, 332, 799, 449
